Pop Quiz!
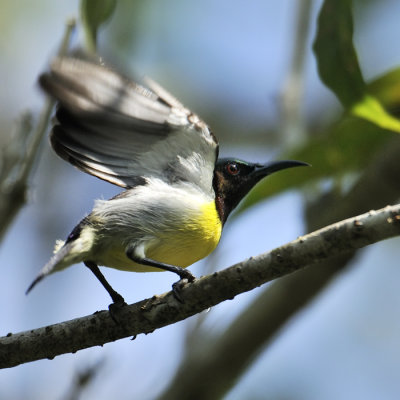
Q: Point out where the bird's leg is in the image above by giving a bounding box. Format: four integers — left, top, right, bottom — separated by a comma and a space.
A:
125, 248, 195, 302
125, 247, 195, 281
84, 261, 126, 307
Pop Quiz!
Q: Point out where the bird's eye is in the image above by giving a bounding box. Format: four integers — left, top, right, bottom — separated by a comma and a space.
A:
226, 162, 240, 176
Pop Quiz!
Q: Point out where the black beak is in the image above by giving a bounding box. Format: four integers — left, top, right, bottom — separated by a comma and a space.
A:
254, 160, 310, 179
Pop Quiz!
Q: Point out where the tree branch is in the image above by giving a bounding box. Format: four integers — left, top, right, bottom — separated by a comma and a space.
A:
159, 136, 400, 400
2, 203, 400, 369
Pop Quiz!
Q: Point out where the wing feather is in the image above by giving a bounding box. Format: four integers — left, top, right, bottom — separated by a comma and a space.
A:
40, 56, 218, 193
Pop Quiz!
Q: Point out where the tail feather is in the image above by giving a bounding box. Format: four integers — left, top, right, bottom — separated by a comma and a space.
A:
26, 241, 75, 295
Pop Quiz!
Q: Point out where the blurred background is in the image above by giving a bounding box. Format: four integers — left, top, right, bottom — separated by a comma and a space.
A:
1, 0, 400, 399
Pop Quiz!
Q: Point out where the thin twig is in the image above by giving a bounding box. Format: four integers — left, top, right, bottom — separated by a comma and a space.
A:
280, 0, 313, 147
0, 19, 76, 241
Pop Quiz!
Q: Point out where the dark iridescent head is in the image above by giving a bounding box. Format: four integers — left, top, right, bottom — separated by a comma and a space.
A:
213, 158, 308, 224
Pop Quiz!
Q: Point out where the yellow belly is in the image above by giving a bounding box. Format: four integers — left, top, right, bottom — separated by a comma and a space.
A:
101, 201, 222, 272
147, 201, 222, 268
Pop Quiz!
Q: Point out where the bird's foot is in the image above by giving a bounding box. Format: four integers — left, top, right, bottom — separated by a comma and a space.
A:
108, 294, 127, 324
172, 270, 195, 303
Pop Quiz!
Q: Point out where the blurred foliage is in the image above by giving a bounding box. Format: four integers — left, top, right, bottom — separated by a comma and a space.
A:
368, 67, 400, 113
80, 0, 116, 53
313, 0, 400, 132
237, 0, 400, 214
101, 0, 149, 64
314, 0, 365, 107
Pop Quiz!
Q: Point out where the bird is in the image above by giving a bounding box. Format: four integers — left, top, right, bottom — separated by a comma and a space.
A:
27, 55, 308, 306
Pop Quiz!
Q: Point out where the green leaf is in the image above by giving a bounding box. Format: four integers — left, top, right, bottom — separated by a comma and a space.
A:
80, 0, 117, 53
351, 94, 400, 132
313, 0, 400, 133
313, 0, 365, 107
367, 67, 400, 110
236, 64, 400, 215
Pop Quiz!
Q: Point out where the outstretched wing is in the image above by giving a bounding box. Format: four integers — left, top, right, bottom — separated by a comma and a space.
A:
39, 56, 219, 195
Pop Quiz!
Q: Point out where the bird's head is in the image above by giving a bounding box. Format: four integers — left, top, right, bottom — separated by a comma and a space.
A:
213, 158, 308, 224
